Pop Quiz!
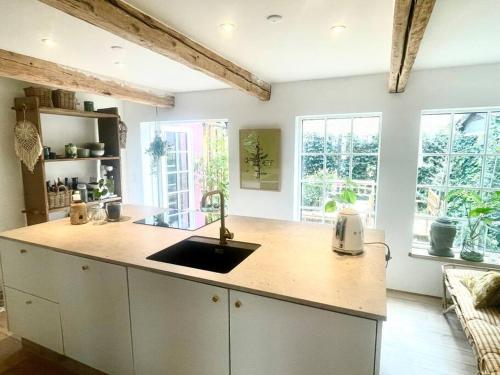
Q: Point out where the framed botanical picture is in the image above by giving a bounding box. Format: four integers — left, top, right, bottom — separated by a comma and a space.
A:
239, 128, 281, 191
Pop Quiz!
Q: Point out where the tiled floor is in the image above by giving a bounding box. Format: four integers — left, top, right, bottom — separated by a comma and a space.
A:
0, 290, 477, 374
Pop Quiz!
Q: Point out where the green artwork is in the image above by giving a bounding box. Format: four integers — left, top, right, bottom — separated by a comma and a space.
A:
240, 129, 281, 191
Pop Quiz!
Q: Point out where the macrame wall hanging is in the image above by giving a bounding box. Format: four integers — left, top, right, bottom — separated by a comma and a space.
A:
14, 105, 42, 173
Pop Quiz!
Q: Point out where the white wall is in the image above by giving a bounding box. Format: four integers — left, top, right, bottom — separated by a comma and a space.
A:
123, 63, 500, 296
0, 76, 123, 226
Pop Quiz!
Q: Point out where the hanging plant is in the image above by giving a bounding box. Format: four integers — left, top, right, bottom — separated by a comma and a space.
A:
145, 134, 170, 175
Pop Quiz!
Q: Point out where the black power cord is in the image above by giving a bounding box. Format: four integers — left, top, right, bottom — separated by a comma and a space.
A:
364, 242, 392, 268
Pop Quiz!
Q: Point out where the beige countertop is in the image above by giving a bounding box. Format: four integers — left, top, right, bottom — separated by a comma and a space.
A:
0, 205, 387, 320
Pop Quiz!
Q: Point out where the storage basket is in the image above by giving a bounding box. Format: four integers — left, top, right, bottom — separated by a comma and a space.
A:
48, 186, 73, 209
52, 89, 76, 110
23, 87, 53, 107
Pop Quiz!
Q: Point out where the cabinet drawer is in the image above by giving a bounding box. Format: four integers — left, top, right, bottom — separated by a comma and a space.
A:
0, 239, 58, 301
5, 287, 63, 354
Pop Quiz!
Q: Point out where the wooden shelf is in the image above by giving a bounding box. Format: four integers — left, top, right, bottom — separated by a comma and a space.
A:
44, 156, 120, 163
48, 196, 122, 213
39, 107, 119, 119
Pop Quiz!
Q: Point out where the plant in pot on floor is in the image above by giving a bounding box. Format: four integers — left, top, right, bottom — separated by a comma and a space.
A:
446, 190, 500, 262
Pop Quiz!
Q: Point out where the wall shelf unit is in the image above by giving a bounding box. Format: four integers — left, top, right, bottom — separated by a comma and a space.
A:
14, 97, 123, 225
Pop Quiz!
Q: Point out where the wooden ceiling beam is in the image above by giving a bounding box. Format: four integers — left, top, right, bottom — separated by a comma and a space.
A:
0, 49, 174, 107
38, 0, 272, 101
389, 0, 436, 93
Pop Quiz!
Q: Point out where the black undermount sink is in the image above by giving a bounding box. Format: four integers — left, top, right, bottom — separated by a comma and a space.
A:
147, 236, 261, 274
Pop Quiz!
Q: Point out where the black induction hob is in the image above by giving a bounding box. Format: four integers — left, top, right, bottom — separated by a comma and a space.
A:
134, 210, 222, 231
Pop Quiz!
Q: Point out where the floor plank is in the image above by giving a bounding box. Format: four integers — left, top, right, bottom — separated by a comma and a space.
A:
381, 290, 476, 375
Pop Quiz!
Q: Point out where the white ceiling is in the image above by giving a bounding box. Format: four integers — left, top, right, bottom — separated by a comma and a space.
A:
1, 0, 499, 95
414, 0, 500, 70
0, 0, 229, 93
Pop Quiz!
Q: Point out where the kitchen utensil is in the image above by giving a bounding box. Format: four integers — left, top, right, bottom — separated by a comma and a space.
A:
65, 144, 77, 158
70, 201, 88, 225
106, 202, 122, 221
77, 183, 88, 203
84, 101, 94, 112
77, 148, 90, 158
332, 207, 364, 255
43, 146, 50, 159
86, 142, 105, 151
91, 149, 105, 157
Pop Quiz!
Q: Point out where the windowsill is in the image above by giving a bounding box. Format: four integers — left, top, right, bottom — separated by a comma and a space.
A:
409, 246, 500, 269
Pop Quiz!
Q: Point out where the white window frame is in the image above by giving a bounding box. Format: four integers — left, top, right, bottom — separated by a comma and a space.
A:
294, 112, 382, 226
413, 107, 500, 252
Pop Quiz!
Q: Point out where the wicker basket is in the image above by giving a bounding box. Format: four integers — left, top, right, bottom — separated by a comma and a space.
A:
52, 89, 76, 110
48, 186, 73, 209
24, 87, 53, 107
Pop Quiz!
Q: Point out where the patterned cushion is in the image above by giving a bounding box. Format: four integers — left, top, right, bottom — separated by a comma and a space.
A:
462, 272, 500, 308
446, 268, 500, 374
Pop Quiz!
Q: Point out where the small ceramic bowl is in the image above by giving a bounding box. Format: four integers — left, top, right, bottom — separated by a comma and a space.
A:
90, 149, 105, 157
86, 142, 105, 151
77, 148, 90, 158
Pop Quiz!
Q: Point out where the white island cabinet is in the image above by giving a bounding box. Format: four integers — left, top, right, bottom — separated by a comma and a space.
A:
230, 290, 377, 375
56, 254, 134, 375
128, 268, 230, 375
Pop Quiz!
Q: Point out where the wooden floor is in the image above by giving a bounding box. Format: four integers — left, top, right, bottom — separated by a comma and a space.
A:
0, 290, 476, 374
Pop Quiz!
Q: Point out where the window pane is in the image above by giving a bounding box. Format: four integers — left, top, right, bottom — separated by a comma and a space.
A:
352, 155, 378, 181
166, 133, 176, 151
301, 183, 323, 208
488, 113, 500, 154
301, 209, 323, 223
484, 157, 500, 188
166, 153, 177, 172
167, 173, 178, 191
415, 187, 445, 216
452, 112, 486, 153
179, 152, 188, 171
177, 133, 188, 152
179, 192, 189, 210
168, 193, 178, 210
417, 155, 447, 185
179, 172, 189, 190
413, 216, 434, 243
302, 119, 324, 153
301, 155, 324, 181
420, 114, 451, 153
446, 189, 480, 218
325, 155, 349, 180
352, 117, 379, 153
326, 118, 351, 153
486, 227, 500, 253
449, 156, 482, 187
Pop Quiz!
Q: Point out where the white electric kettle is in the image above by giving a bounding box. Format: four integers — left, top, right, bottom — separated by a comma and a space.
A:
332, 207, 364, 255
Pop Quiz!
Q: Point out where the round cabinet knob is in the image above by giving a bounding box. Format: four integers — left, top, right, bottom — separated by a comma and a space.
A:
20, 249, 27, 254
81, 265, 89, 271
212, 295, 219, 303
25, 300, 32, 305
235, 300, 242, 308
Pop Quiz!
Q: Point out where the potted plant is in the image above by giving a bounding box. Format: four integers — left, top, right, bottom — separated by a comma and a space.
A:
324, 180, 358, 213
145, 134, 170, 175
91, 179, 112, 225
446, 190, 500, 262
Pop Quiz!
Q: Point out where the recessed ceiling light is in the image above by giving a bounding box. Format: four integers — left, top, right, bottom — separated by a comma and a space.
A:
266, 14, 283, 23
219, 23, 236, 33
111, 45, 124, 51
330, 25, 347, 33
114, 61, 125, 68
41, 37, 56, 47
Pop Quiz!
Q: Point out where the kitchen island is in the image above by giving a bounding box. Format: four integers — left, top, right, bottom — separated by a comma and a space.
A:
0, 205, 387, 375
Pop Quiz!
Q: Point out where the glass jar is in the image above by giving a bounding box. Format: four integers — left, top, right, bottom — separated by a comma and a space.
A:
90, 204, 107, 225
460, 239, 485, 262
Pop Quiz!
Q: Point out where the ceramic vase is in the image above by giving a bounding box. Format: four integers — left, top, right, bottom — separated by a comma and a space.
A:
429, 217, 456, 257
